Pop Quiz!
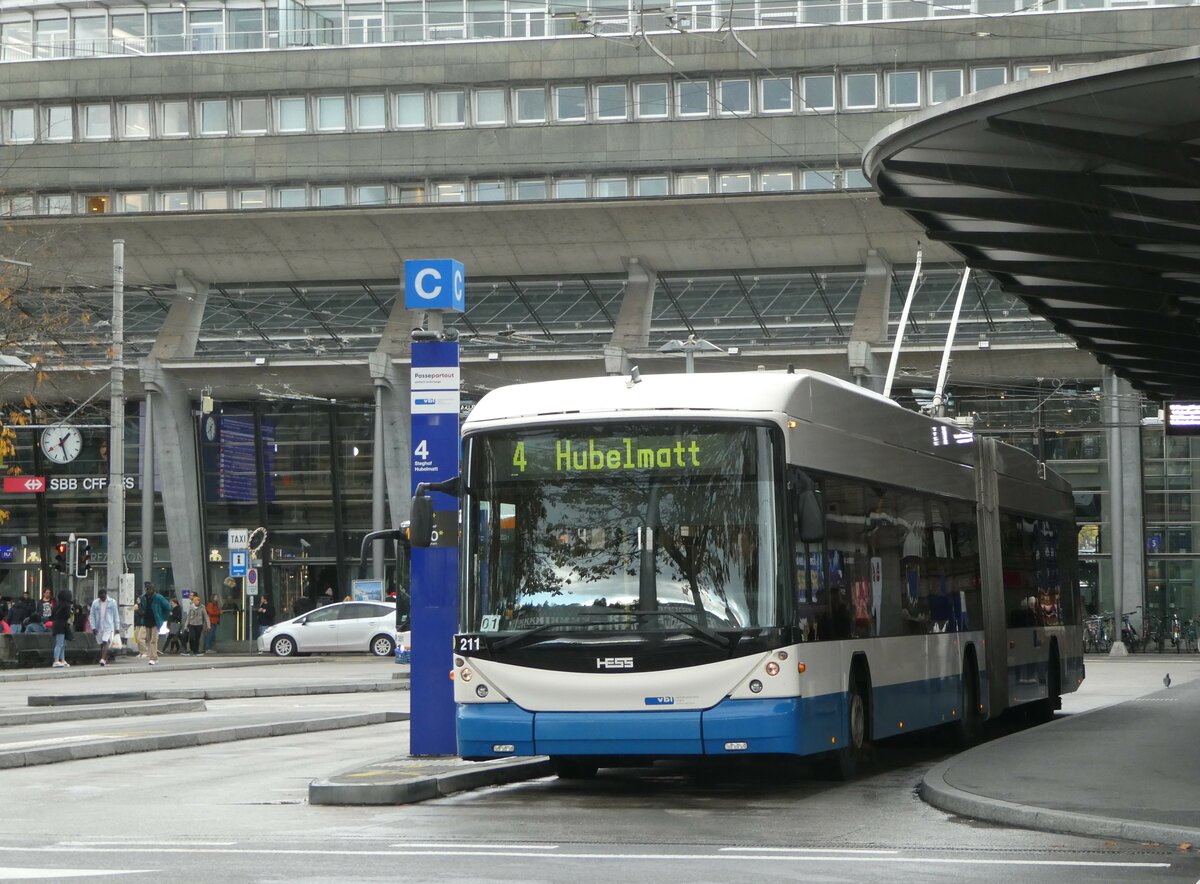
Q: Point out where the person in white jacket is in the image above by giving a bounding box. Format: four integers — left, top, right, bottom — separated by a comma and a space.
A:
89, 588, 121, 667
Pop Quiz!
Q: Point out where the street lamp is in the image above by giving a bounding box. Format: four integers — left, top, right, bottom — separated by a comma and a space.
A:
657, 334, 725, 373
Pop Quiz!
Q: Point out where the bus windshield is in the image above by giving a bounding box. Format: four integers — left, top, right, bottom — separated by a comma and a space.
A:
462, 422, 783, 638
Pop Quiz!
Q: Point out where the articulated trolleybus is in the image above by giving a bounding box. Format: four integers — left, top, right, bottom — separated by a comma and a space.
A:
439, 370, 1082, 778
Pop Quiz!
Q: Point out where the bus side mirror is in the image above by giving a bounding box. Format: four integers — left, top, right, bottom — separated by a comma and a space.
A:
798, 489, 825, 544
410, 494, 434, 548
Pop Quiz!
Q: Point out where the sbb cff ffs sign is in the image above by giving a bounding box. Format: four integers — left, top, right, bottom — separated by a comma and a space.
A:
404, 259, 465, 312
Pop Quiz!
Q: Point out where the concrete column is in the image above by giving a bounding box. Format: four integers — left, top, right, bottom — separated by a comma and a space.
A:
1106, 369, 1144, 653
140, 395, 155, 588
368, 354, 412, 533
847, 250, 892, 392
139, 359, 205, 603
607, 257, 657, 373
1116, 374, 1145, 632
140, 275, 209, 602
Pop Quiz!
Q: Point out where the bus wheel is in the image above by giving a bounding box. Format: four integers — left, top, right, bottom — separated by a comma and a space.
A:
551, 757, 599, 780
830, 676, 867, 780
951, 658, 983, 749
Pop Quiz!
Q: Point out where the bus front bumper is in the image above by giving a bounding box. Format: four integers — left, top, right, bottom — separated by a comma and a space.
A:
457, 695, 843, 759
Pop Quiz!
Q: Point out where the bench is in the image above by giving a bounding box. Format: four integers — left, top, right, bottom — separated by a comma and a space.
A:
0, 633, 106, 668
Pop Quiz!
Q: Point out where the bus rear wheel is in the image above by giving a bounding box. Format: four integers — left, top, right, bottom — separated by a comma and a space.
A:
951, 658, 983, 749
829, 675, 867, 780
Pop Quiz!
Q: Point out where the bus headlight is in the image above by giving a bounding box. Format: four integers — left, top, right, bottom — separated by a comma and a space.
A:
460, 667, 473, 682
765, 662, 780, 676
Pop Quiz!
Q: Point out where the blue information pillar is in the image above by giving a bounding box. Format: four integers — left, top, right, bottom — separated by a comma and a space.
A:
406, 258, 465, 756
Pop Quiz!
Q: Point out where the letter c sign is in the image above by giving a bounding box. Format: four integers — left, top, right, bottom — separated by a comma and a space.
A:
404, 259, 467, 312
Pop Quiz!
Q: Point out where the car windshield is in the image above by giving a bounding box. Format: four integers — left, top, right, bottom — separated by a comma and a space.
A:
462, 421, 783, 638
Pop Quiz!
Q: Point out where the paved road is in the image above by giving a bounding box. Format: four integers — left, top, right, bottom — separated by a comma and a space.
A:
0, 656, 1196, 882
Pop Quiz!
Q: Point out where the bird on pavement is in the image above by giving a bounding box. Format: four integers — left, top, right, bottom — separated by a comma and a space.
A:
1163, 673, 1171, 688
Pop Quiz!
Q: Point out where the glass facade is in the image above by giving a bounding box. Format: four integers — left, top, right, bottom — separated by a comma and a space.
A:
0, 399, 393, 632
1142, 423, 1199, 638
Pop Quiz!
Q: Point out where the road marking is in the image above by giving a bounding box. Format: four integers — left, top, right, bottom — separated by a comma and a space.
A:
0, 867, 155, 879
0, 846, 1171, 868
720, 847, 901, 855
393, 843, 559, 850
56, 841, 237, 848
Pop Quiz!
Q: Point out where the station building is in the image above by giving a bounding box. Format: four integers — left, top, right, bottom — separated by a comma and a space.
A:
1, 0, 1198, 632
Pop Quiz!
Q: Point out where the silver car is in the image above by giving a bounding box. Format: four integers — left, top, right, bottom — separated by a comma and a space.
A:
258, 601, 398, 657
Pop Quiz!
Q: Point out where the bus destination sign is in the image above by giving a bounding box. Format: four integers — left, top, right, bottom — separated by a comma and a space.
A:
500, 432, 737, 478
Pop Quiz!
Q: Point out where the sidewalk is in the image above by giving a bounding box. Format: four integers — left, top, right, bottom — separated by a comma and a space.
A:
922, 656, 1200, 845
0, 656, 410, 770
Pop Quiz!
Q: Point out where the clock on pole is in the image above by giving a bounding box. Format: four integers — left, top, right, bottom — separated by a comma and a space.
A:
40, 426, 83, 465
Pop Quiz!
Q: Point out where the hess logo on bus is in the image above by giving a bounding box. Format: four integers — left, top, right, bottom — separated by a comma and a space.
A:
596, 657, 634, 670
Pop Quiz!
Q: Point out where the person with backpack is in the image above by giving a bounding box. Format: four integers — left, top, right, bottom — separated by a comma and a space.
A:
138, 586, 172, 666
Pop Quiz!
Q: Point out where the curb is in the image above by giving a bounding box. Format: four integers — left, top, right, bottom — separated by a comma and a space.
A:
920, 760, 1200, 845
0, 656, 324, 682
28, 679, 409, 706
0, 699, 207, 726
0, 711, 409, 770
920, 689, 1200, 846
309, 758, 554, 806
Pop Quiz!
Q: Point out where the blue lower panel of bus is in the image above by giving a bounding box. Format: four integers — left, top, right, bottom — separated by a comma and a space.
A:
459, 673, 984, 758
871, 675, 962, 739
458, 695, 844, 758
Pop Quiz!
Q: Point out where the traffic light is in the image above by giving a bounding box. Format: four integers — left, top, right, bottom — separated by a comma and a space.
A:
75, 537, 90, 578
53, 542, 67, 573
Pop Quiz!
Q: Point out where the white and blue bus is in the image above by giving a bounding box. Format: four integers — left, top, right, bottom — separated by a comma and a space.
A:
429, 370, 1082, 778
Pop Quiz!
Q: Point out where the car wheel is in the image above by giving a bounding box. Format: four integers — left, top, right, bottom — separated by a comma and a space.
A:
370, 634, 395, 657
271, 635, 297, 657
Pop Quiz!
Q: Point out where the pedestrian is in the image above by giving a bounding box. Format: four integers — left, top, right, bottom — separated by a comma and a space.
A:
71, 603, 87, 634
137, 585, 171, 666
89, 587, 120, 667
23, 589, 51, 634
182, 594, 211, 656
205, 595, 221, 653
50, 590, 72, 668
254, 593, 274, 639
292, 594, 315, 617
5, 595, 31, 633
134, 585, 149, 657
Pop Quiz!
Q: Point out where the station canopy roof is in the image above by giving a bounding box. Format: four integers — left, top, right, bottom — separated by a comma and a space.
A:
865, 45, 1200, 400
6, 265, 1058, 367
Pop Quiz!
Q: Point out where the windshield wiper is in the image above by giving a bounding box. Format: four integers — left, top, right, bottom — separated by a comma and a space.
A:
635, 610, 733, 650
489, 619, 610, 651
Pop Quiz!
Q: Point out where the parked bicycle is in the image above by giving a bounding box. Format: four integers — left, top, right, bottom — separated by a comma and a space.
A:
1184, 620, 1199, 654
1083, 613, 1113, 653
1121, 609, 1142, 653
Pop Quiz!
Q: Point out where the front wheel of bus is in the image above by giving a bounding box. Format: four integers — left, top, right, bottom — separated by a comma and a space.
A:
831, 677, 867, 781
552, 757, 599, 780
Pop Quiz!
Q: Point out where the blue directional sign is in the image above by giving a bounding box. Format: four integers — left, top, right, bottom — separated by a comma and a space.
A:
404, 259, 465, 313
230, 550, 248, 577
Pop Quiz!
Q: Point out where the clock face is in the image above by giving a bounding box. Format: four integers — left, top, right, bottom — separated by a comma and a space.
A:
41, 426, 83, 465
204, 416, 217, 441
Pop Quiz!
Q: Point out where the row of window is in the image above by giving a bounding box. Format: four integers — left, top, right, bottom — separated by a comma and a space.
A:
0, 167, 871, 217
0, 62, 1067, 145
0, 0, 1176, 62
